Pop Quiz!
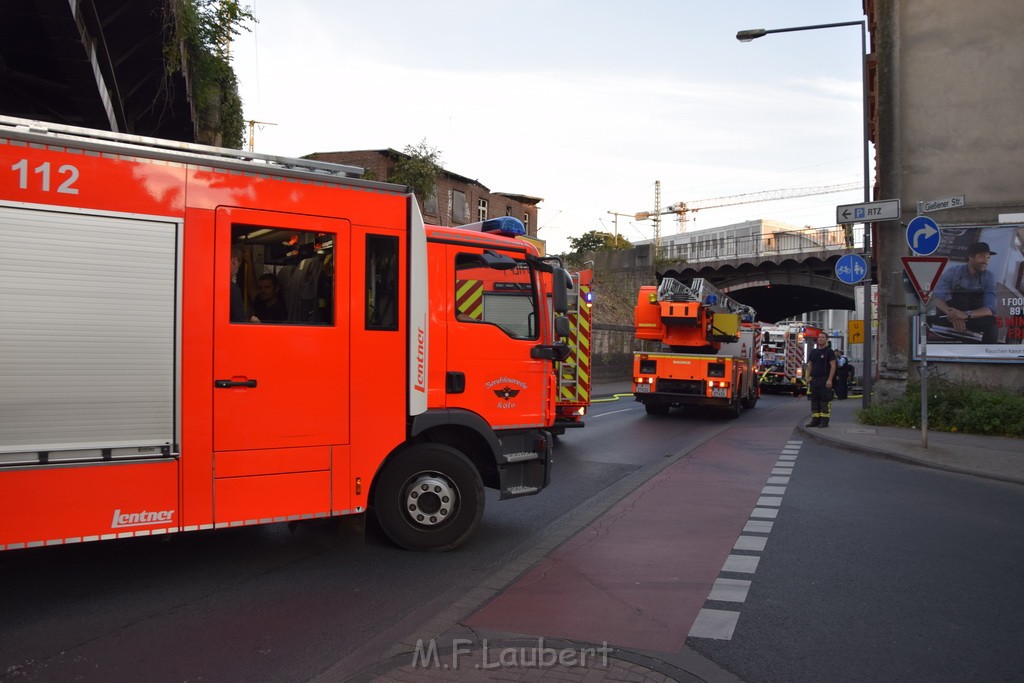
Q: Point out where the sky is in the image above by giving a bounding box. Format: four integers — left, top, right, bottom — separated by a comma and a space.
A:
230, 0, 871, 255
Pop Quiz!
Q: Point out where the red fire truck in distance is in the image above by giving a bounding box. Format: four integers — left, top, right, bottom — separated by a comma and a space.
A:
0, 116, 572, 552
757, 322, 824, 395
633, 277, 760, 418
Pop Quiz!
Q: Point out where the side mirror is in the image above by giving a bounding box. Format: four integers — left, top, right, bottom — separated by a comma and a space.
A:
554, 316, 570, 339
552, 267, 569, 313
531, 342, 570, 362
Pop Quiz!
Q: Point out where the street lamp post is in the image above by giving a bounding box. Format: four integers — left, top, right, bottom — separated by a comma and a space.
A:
737, 20, 873, 408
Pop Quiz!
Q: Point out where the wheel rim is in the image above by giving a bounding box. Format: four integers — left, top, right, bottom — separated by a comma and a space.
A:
402, 471, 457, 527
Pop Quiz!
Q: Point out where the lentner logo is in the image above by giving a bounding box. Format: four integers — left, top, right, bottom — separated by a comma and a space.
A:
413, 321, 428, 394
111, 508, 175, 529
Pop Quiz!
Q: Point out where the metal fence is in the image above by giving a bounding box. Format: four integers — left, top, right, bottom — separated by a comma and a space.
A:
654, 224, 862, 264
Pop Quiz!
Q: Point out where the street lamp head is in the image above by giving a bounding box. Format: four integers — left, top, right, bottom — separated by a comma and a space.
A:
736, 28, 767, 42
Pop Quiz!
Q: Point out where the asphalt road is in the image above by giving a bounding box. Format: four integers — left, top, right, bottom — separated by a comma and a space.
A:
2, 394, 1021, 682
687, 428, 1024, 682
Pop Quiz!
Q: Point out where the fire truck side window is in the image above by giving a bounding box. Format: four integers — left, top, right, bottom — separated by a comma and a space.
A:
231, 225, 335, 325
454, 253, 538, 340
366, 235, 399, 330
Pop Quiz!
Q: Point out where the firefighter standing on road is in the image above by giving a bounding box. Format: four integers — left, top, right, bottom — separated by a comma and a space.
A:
805, 334, 837, 428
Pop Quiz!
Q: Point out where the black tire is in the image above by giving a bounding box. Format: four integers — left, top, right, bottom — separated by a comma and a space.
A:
644, 402, 670, 416
726, 399, 742, 419
373, 443, 484, 552
741, 389, 759, 409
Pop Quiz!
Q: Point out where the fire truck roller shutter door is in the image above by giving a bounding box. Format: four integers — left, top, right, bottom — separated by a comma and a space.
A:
0, 206, 178, 457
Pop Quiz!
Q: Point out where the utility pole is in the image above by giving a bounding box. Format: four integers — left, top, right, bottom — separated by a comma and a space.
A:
653, 180, 662, 260
606, 211, 634, 241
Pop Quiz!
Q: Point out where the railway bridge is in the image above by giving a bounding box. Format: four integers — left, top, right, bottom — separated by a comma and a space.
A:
593, 221, 870, 324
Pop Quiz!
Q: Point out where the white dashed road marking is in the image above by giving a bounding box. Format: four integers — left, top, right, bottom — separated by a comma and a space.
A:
689, 440, 802, 640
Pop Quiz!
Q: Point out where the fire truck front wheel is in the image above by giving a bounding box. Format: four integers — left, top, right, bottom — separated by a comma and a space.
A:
373, 444, 485, 552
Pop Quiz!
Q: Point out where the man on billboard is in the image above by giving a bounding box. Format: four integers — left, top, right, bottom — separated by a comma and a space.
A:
930, 242, 999, 343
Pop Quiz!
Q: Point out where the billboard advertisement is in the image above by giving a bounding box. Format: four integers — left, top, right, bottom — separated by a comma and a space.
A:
915, 224, 1024, 362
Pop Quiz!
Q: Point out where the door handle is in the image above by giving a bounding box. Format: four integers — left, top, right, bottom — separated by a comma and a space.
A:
215, 379, 258, 388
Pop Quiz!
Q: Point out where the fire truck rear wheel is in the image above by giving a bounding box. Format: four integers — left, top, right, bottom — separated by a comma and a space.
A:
644, 403, 670, 416
373, 443, 485, 552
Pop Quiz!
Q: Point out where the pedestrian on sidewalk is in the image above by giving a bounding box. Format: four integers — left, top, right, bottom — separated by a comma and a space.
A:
805, 334, 836, 428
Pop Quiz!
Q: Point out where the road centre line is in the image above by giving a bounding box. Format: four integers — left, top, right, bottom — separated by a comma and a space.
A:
590, 408, 636, 417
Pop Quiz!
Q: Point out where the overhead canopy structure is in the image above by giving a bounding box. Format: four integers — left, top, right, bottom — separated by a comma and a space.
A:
0, 0, 194, 141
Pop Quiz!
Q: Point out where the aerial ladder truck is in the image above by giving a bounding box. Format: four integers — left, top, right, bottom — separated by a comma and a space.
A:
632, 277, 760, 417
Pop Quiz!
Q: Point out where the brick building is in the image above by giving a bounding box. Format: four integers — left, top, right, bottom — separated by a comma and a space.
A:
306, 149, 542, 237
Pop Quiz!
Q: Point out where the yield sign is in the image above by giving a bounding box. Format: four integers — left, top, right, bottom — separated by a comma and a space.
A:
901, 256, 947, 303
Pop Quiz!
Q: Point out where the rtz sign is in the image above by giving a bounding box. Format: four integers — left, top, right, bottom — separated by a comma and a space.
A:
836, 199, 901, 224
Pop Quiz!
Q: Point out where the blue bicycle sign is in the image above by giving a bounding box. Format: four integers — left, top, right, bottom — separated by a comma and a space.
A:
835, 253, 867, 284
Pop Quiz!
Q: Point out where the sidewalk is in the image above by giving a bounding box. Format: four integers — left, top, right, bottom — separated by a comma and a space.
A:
799, 390, 1024, 486
350, 380, 1022, 683
594, 378, 1024, 486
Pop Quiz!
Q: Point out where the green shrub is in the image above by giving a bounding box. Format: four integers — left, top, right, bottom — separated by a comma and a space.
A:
858, 381, 1024, 438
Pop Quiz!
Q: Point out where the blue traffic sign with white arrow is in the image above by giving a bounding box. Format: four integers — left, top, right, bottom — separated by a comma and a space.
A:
906, 215, 940, 255
835, 253, 867, 284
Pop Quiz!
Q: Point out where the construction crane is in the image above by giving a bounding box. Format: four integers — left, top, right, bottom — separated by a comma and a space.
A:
634, 181, 861, 233
246, 119, 277, 153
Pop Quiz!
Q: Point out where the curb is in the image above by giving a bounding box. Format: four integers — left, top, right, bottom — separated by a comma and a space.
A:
796, 425, 1024, 486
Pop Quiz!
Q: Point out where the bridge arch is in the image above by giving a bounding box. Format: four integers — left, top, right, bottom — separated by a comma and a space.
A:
659, 261, 857, 323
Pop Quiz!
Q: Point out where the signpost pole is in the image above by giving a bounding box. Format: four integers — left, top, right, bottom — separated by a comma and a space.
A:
859, 23, 872, 410
863, 232, 872, 410
919, 304, 928, 448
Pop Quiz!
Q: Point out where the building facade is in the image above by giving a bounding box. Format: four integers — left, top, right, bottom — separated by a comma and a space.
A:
870, 0, 1024, 397
306, 150, 542, 237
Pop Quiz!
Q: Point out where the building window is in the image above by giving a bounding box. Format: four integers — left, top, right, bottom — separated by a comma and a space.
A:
523, 213, 530, 232
453, 190, 466, 222
478, 198, 488, 222
424, 185, 438, 215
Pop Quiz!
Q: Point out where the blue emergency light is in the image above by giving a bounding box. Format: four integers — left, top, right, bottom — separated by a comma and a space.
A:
457, 216, 527, 236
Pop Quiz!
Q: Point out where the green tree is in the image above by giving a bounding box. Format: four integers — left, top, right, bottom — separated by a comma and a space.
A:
566, 230, 631, 263
388, 140, 442, 200
164, 0, 255, 148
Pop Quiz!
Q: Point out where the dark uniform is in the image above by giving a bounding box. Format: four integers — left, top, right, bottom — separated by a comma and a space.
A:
806, 344, 836, 427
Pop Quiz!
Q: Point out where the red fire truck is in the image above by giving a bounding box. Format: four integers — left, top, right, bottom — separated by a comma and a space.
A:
0, 116, 572, 552
757, 322, 824, 395
633, 277, 760, 418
